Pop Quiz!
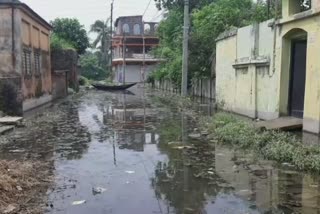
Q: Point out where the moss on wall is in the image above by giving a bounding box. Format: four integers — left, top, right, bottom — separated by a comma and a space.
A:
0, 80, 23, 116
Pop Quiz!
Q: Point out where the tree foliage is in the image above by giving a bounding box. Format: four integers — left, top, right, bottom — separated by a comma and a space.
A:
80, 52, 108, 80
50, 33, 75, 51
90, 19, 112, 68
152, 0, 271, 85
154, 0, 215, 10
51, 18, 89, 55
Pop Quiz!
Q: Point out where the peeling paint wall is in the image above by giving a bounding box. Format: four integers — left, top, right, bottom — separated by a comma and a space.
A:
216, 19, 279, 120
216, 2, 320, 134
19, 9, 52, 106
0, 5, 52, 113
277, 3, 320, 133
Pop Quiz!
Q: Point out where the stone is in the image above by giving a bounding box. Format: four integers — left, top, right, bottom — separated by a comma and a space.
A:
188, 133, 201, 139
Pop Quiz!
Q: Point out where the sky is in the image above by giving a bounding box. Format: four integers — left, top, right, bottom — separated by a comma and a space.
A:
22, 0, 163, 39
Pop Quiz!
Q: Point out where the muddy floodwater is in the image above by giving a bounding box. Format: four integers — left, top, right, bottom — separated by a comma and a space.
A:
1, 87, 320, 214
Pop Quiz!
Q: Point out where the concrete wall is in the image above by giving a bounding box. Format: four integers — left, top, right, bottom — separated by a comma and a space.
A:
276, 4, 320, 133
154, 78, 215, 99
51, 49, 79, 92
0, 6, 52, 113
52, 71, 67, 100
216, 20, 279, 120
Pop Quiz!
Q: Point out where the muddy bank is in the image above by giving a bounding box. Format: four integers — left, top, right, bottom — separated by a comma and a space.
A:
0, 160, 53, 214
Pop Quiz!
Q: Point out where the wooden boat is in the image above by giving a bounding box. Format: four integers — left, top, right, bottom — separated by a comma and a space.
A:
92, 82, 137, 91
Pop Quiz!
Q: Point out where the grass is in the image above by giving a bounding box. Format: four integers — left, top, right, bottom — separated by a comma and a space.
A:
206, 113, 320, 173
0, 160, 52, 213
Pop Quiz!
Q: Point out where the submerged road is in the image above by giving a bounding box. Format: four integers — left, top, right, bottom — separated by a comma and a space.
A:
1, 87, 320, 214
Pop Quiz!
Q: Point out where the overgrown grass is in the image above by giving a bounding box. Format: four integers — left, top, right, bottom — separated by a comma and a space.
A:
207, 113, 320, 173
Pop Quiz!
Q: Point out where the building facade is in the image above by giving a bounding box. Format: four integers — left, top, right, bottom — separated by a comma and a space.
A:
112, 15, 162, 83
0, 0, 52, 114
216, 0, 320, 134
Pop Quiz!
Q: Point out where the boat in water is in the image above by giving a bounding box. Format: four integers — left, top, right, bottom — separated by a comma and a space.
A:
92, 83, 137, 91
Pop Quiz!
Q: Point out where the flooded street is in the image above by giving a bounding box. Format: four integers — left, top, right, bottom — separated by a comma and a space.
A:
1, 87, 320, 214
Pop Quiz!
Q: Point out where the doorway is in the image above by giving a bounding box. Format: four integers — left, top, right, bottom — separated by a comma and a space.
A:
289, 39, 307, 118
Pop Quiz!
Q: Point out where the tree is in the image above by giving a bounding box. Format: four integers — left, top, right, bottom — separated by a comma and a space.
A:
51, 18, 89, 55
154, 0, 214, 10
79, 52, 108, 80
151, 0, 271, 85
90, 19, 111, 68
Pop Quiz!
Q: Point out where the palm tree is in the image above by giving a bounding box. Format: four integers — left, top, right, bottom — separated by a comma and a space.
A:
90, 19, 111, 69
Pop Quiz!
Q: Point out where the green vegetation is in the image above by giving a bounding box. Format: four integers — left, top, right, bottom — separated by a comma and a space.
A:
50, 33, 76, 51
207, 113, 320, 173
79, 52, 108, 81
50, 18, 90, 55
151, 0, 275, 86
90, 19, 112, 69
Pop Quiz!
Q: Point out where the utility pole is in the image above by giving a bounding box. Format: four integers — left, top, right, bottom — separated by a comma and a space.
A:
181, 0, 189, 96
142, 21, 146, 85
110, 0, 114, 75
122, 34, 126, 84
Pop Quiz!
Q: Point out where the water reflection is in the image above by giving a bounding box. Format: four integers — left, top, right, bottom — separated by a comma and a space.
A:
2, 88, 320, 213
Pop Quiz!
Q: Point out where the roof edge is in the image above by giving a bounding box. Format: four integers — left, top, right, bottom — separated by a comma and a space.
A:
0, 2, 52, 30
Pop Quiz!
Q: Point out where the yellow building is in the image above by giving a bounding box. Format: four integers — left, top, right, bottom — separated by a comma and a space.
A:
0, 0, 52, 115
216, 0, 320, 134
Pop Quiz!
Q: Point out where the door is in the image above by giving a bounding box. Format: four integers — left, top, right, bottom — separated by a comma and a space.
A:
289, 40, 307, 118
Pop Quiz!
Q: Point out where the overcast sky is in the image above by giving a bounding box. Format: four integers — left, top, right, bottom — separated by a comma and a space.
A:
22, 0, 162, 38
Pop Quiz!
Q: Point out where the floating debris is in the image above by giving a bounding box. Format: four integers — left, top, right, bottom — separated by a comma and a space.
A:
92, 187, 107, 195
125, 171, 135, 174
72, 200, 86, 205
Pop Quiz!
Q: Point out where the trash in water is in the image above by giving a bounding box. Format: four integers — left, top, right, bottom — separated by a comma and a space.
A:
16, 186, 23, 191
125, 171, 135, 174
92, 187, 107, 195
72, 200, 86, 205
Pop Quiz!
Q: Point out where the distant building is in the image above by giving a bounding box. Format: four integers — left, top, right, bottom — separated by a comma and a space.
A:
112, 15, 163, 83
215, 0, 320, 134
0, 0, 52, 115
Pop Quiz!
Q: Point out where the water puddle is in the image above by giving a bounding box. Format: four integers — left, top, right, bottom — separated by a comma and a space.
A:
0, 87, 320, 214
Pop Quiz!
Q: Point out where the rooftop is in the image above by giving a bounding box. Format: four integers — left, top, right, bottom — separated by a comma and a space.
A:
0, 0, 52, 30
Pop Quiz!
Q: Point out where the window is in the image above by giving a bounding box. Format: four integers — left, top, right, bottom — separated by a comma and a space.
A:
301, 0, 311, 11
22, 48, 32, 76
34, 50, 41, 75
133, 24, 141, 35
290, 0, 311, 14
122, 23, 130, 34
144, 24, 151, 35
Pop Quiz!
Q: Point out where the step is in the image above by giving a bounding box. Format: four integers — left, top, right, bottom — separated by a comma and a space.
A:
255, 117, 303, 131
0, 125, 15, 135
0, 117, 23, 125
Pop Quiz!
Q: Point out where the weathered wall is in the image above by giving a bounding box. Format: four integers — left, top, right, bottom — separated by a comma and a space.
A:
154, 79, 215, 99
191, 79, 215, 99
216, 20, 279, 120
52, 71, 67, 100
0, 76, 22, 116
0, 8, 14, 74
276, 5, 320, 133
18, 9, 52, 111
51, 49, 79, 92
